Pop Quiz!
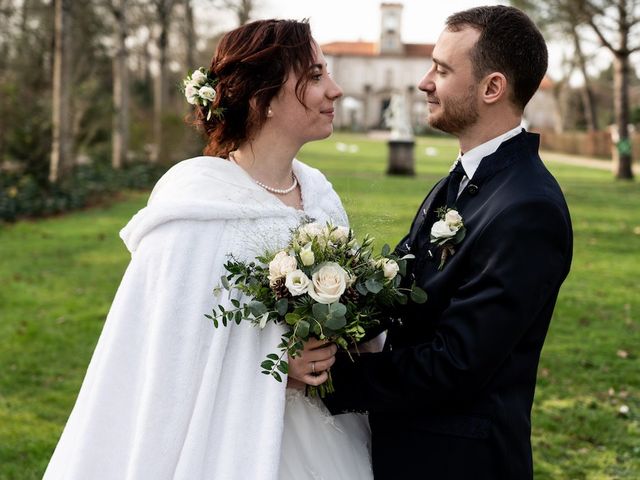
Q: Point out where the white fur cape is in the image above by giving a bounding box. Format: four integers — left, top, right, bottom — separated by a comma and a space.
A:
44, 157, 348, 480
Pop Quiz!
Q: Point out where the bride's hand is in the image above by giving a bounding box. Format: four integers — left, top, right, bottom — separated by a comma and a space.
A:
287, 338, 337, 388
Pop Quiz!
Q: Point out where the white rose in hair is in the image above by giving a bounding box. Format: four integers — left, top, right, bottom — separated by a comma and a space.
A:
285, 270, 310, 296
198, 85, 216, 102
307, 262, 348, 304
444, 210, 463, 229
430, 220, 456, 240
185, 84, 199, 105
268, 251, 298, 284
191, 69, 207, 85
382, 259, 399, 279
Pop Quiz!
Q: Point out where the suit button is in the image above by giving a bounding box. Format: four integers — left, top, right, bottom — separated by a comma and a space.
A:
467, 184, 479, 195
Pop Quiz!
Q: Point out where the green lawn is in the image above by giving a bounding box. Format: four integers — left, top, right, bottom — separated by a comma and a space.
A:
1, 132, 639, 479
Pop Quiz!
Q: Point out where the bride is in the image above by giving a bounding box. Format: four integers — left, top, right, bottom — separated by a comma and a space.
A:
44, 19, 373, 480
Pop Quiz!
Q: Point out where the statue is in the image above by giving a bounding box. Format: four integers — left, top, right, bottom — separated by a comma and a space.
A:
385, 92, 415, 175
384, 93, 414, 141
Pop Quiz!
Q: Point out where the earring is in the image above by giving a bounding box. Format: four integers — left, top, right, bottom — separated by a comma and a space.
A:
267, 107, 273, 117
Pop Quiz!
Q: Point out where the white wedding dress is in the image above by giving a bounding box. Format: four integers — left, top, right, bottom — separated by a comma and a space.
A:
44, 156, 373, 480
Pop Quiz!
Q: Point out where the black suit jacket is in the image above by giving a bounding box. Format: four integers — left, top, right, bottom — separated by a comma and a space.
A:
324, 132, 573, 479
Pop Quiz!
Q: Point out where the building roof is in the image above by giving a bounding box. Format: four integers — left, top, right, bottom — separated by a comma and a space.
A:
321, 41, 434, 58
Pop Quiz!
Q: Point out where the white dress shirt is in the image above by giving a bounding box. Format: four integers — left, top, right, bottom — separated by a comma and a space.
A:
454, 125, 524, 197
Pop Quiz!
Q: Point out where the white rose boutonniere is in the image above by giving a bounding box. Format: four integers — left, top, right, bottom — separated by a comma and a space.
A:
430, 207, 466, 270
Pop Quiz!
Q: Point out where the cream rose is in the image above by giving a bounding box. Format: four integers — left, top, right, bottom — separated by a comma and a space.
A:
185, 83, 199, 105
297, 222, 326, 243
430, 220, 457, 240
268, 251, 298, 284
444, 210, 463, 229
198, 85, 216, 102
285, 270, 310, 296
328, 225, 350, 244
191, 69, 207, 85
300, 243, 315, 266
307, 262, 348, 304
382, 259, 399, 279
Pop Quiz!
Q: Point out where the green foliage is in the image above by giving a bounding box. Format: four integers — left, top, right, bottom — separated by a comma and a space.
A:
1, 133, 639, 478
0, 162, 166, 222
205, 221, 424, 397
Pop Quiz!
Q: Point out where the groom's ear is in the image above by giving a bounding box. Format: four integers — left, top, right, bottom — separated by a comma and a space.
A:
480, 72, 508, 105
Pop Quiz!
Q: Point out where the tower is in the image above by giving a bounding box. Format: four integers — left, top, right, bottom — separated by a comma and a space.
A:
379, 3, 403, 55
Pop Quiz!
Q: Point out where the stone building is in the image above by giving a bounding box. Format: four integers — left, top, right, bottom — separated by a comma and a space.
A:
322, 2, 557, 133
321, 3, 433, 131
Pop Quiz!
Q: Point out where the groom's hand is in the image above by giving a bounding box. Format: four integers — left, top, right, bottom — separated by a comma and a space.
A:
287, 338, 337, 387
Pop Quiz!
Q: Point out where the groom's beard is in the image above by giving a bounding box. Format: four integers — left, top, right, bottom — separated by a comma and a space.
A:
428, 85, 479, 135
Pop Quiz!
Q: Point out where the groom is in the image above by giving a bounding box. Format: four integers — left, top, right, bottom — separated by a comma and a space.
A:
293, 6, 573, 479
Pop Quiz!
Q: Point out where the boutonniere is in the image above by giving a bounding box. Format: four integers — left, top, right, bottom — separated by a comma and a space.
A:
430, 207, 466, 270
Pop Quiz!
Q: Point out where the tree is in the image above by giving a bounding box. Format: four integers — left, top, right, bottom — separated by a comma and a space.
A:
579, 0, 640, 179
108, 0, 131, 169
216, 0, 256, 26
513, 0, 600, 131
149, 0, 176, 164
50, 0, 73, 183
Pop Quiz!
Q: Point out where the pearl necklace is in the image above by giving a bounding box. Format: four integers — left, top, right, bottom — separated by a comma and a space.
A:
229, 152, 298, 195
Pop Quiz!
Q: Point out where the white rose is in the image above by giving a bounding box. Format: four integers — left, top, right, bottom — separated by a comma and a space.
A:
285, 270, 310, 296
300, 243, 315, 266
198, 85, 216, 102
307, 262, 348, 304
328, 225, 350, 244
430, 220, 456, 240
297, 222, 326, 243
268, 251, 298, 284
191, 69, 207, 85
444, 210, 463, 229
382, 259, 399, 279
185, 83, 199, 105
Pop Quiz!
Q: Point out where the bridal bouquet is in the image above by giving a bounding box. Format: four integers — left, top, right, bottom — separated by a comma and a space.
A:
206, 221, 427, 397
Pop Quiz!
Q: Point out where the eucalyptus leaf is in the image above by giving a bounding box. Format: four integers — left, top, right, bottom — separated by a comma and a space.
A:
381, 243, 391, 256
272, 371, 283, 382
329, 302, 347, 317
326, 315, 346, 330
297, 319, 310, 338
248, 301, 268, 317
260, 360, 274, 370
277, 362, 289, 374
411, 286, 428, 304
312, 303, 329, 321
356, 283, 369, 296
267, 353, 279, 361
365, 278, 383, 294
275, 298, 289, 316
285, 312, 300, 325
220, 275, 231, 290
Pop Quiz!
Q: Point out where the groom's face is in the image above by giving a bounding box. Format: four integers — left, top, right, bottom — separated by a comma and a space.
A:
418, 27, 481, 135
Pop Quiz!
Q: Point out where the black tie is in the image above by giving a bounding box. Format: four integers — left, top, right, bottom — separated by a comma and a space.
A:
446, 160, 466, 208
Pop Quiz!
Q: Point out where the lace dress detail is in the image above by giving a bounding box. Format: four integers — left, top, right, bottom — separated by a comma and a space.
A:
280, 389, 373, 480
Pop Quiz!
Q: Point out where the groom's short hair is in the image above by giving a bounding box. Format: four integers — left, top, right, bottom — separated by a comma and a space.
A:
446, 5, 548, 112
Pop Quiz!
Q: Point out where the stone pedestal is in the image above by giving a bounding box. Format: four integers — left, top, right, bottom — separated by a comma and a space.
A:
387, 139, 415, 176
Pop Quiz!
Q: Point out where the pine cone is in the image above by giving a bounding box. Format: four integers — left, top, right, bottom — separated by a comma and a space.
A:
272, 277, 291, 299
342, 286, 360, 304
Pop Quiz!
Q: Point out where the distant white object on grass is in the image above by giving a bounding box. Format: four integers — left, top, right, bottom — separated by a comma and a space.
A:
425, 147, 438, 156
336, 142, 359, 153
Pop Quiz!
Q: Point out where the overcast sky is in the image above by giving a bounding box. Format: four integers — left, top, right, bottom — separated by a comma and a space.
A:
197, 0, 616, 82
256, 0, 505, 45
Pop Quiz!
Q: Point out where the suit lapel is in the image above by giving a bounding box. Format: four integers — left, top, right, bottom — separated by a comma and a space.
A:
407, 177, 449, 250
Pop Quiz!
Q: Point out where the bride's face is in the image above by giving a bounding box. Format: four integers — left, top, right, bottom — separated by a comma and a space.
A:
269, 41, 343, 144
